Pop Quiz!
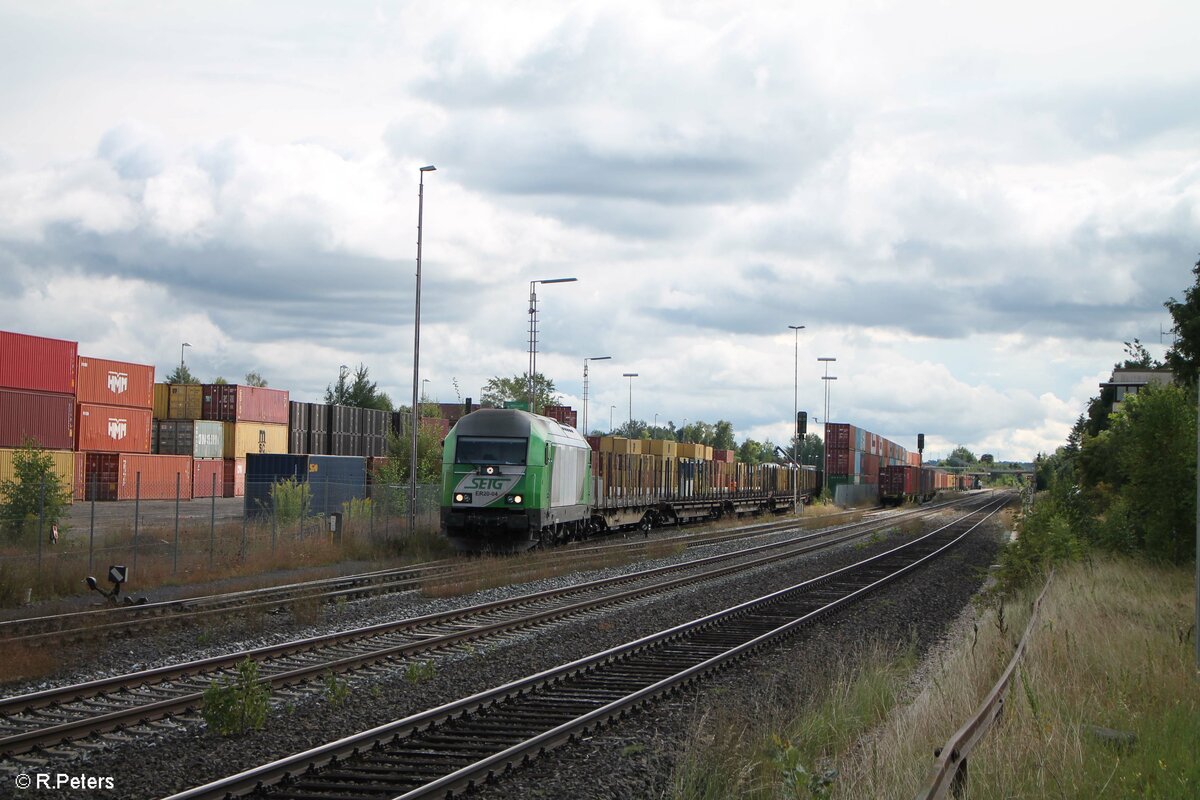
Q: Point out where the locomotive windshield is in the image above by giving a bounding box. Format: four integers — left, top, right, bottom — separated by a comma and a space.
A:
455, 436, 527, 465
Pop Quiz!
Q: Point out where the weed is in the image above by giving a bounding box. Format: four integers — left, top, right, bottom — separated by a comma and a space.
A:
405, 660, 436, 684
202, 658, 269, 736
323, 671, 350, 706
621, 743, 646, 757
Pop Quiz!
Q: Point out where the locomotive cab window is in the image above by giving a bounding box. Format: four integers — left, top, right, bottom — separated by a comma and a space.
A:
455, 436, 527, 465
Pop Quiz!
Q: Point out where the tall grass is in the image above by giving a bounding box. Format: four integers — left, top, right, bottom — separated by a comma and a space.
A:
670, 557, 1197, 799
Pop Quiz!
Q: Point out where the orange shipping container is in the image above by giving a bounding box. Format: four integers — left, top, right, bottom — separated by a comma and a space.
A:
76, 404, 153, 453
76, 356, 154, 409
193, 458, 223, 497
223, 457, 246, 497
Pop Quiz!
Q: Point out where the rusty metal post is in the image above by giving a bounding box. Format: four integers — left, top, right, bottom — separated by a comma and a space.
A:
133, 472, 141, 572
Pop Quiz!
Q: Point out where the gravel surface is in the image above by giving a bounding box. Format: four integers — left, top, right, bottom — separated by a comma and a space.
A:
3, 502, 1007, 800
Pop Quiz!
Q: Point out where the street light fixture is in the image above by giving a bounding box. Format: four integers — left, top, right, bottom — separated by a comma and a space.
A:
528, 277, 578, 413
582, 356, 612, 435
609, 404, 616, 434
180, 342, 191, 378
819, 357, 837, 490
622, 373, 638, 429
410, 164, 436, 537
789, 325, 805, 513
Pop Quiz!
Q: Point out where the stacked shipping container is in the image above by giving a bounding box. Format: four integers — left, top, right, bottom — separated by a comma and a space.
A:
823, 422, 914, 499
0, 333, 78, 498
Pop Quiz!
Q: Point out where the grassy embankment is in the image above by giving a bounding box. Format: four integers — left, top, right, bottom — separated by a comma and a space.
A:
669, 555, 1198, 799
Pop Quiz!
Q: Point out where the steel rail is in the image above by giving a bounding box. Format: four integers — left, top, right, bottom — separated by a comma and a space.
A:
916, 568, 1054, 800
0, 497, 987, 759
160, 495, 1011, 800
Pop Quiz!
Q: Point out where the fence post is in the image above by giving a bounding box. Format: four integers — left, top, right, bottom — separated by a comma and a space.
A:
271, 498, 277, 556
173, 472, 180, 574
209, 472, 216, 570
36, 476, 45, 576
241, 507, 248, 563
132, 472, 141, 573
88, 473, 96, 574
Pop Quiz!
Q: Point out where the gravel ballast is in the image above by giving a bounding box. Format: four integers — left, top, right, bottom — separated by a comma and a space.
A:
5, 504, 1007, 800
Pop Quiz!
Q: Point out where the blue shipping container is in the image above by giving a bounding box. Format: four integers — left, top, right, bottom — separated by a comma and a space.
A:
244, 453, 366, 517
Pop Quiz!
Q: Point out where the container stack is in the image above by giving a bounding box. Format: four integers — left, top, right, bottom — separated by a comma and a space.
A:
823, 422, 912, 496
0, 331, 78, 497
542, 404, 578, 428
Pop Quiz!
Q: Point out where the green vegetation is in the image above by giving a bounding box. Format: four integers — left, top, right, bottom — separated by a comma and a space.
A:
202, 659, 270, 736
326, 362, 393, 410
670, 641, 914, 799
786, 557, 1198, 799
244, 370, 268, 387
0, 440, 72, 544
323, 671, 350, 706
164, 364, 199, 384
481, 372, 561, 413
404, 660, 436, 684
268, 478, 311, 524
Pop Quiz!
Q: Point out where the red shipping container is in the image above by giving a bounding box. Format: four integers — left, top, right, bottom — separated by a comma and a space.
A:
76, 403, 153, 453
223, 457, 246, 497
824, 422, 854, 450
76, 356, 155, 409
202, 384, 289, 424
0, 330, 77, 395
586, 435, 601, 451
193, 458, 223, 497
0, 388, 75, 449
118, 454, 192, 500
421, 417, 451, 438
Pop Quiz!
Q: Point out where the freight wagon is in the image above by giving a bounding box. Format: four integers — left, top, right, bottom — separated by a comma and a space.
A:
879, 464, 956, 505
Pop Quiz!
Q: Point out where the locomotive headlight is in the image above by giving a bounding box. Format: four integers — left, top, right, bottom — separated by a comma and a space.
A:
479, 465, 499, 476
507, 494, 523, 505
454, 492, 473, 504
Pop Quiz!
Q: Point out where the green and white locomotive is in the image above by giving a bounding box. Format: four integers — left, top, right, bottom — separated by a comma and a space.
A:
440, 409, 593, 552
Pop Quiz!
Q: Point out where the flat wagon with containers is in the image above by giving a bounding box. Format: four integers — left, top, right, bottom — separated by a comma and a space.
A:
440, 408, 820, 553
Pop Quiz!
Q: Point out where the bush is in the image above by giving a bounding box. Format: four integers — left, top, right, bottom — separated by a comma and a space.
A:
990, 496, 1082, 601
0, 440, 72, 544
268, 478, 310, 524
202, 658, 270, 736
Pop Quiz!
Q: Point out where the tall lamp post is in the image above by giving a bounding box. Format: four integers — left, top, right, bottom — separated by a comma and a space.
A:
582, 356, 611, 435
789, 325, 805, 512
528, 277, 578, 413
819, 357, 837, 495
180, 342, 191, 378
622, 373, 638, 430
609, 405, 616, 434
410, 164, 436, 536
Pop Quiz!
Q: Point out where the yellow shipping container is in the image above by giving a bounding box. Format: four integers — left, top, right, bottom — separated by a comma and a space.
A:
168, 384, 203, 420
0, 448, 75, 503
677, 443, 701, 459
601, 436, 643, 455
224, 422, 288, 458
645, 439, 678, 458
153, 383, 171, 419
702, 445, 714, 460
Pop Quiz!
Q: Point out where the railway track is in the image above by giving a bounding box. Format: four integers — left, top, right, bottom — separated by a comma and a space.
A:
0, 501, 919, 646
165, 493, 1012, 800
0, 496, 987, 761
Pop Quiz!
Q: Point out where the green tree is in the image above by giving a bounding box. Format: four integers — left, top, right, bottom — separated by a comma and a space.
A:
1164, 255, 1200, 384
375, 403, 444, 512
326, 364, 393, 411
1105, 382, 1196, 563
612, 419, 649, 439
0, 440, 72, 544
789, 433, 824, 470
210, 376, 229, 385
945, 446, 977, 467
737, 438, 779, 464
165, 364, 199, 384
244, 371, 268, 387
480, 373, 560, 413
712, 420, 735, 450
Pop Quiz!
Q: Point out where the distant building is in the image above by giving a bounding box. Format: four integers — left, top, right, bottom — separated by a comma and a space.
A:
1100, 367, 1174, 412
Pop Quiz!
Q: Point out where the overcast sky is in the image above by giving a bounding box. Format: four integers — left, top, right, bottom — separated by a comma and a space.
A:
1, 1, 1196, 461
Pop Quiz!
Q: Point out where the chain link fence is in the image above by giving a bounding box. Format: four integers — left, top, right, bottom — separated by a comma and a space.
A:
0, 474, 442, 606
